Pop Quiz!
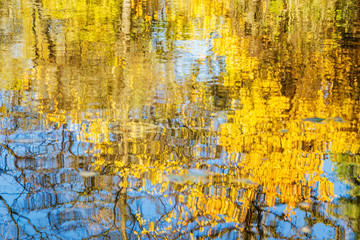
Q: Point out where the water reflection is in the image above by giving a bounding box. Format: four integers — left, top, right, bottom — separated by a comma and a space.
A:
0, 0, 359, 239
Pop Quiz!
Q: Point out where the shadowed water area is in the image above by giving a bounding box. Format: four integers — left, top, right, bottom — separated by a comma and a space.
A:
0, 0, 359, 239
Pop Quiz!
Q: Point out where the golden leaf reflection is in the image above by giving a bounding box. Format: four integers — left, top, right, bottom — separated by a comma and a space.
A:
0, 0, 359, 238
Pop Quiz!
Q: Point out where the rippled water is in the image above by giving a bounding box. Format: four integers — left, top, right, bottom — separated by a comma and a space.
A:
0, 0, 359, 239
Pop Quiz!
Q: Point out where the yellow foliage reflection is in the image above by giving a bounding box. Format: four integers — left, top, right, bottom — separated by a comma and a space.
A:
0, 0, 359, 238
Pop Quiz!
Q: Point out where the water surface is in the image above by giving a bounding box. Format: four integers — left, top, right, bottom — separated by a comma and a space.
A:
0, 0, 359, 239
